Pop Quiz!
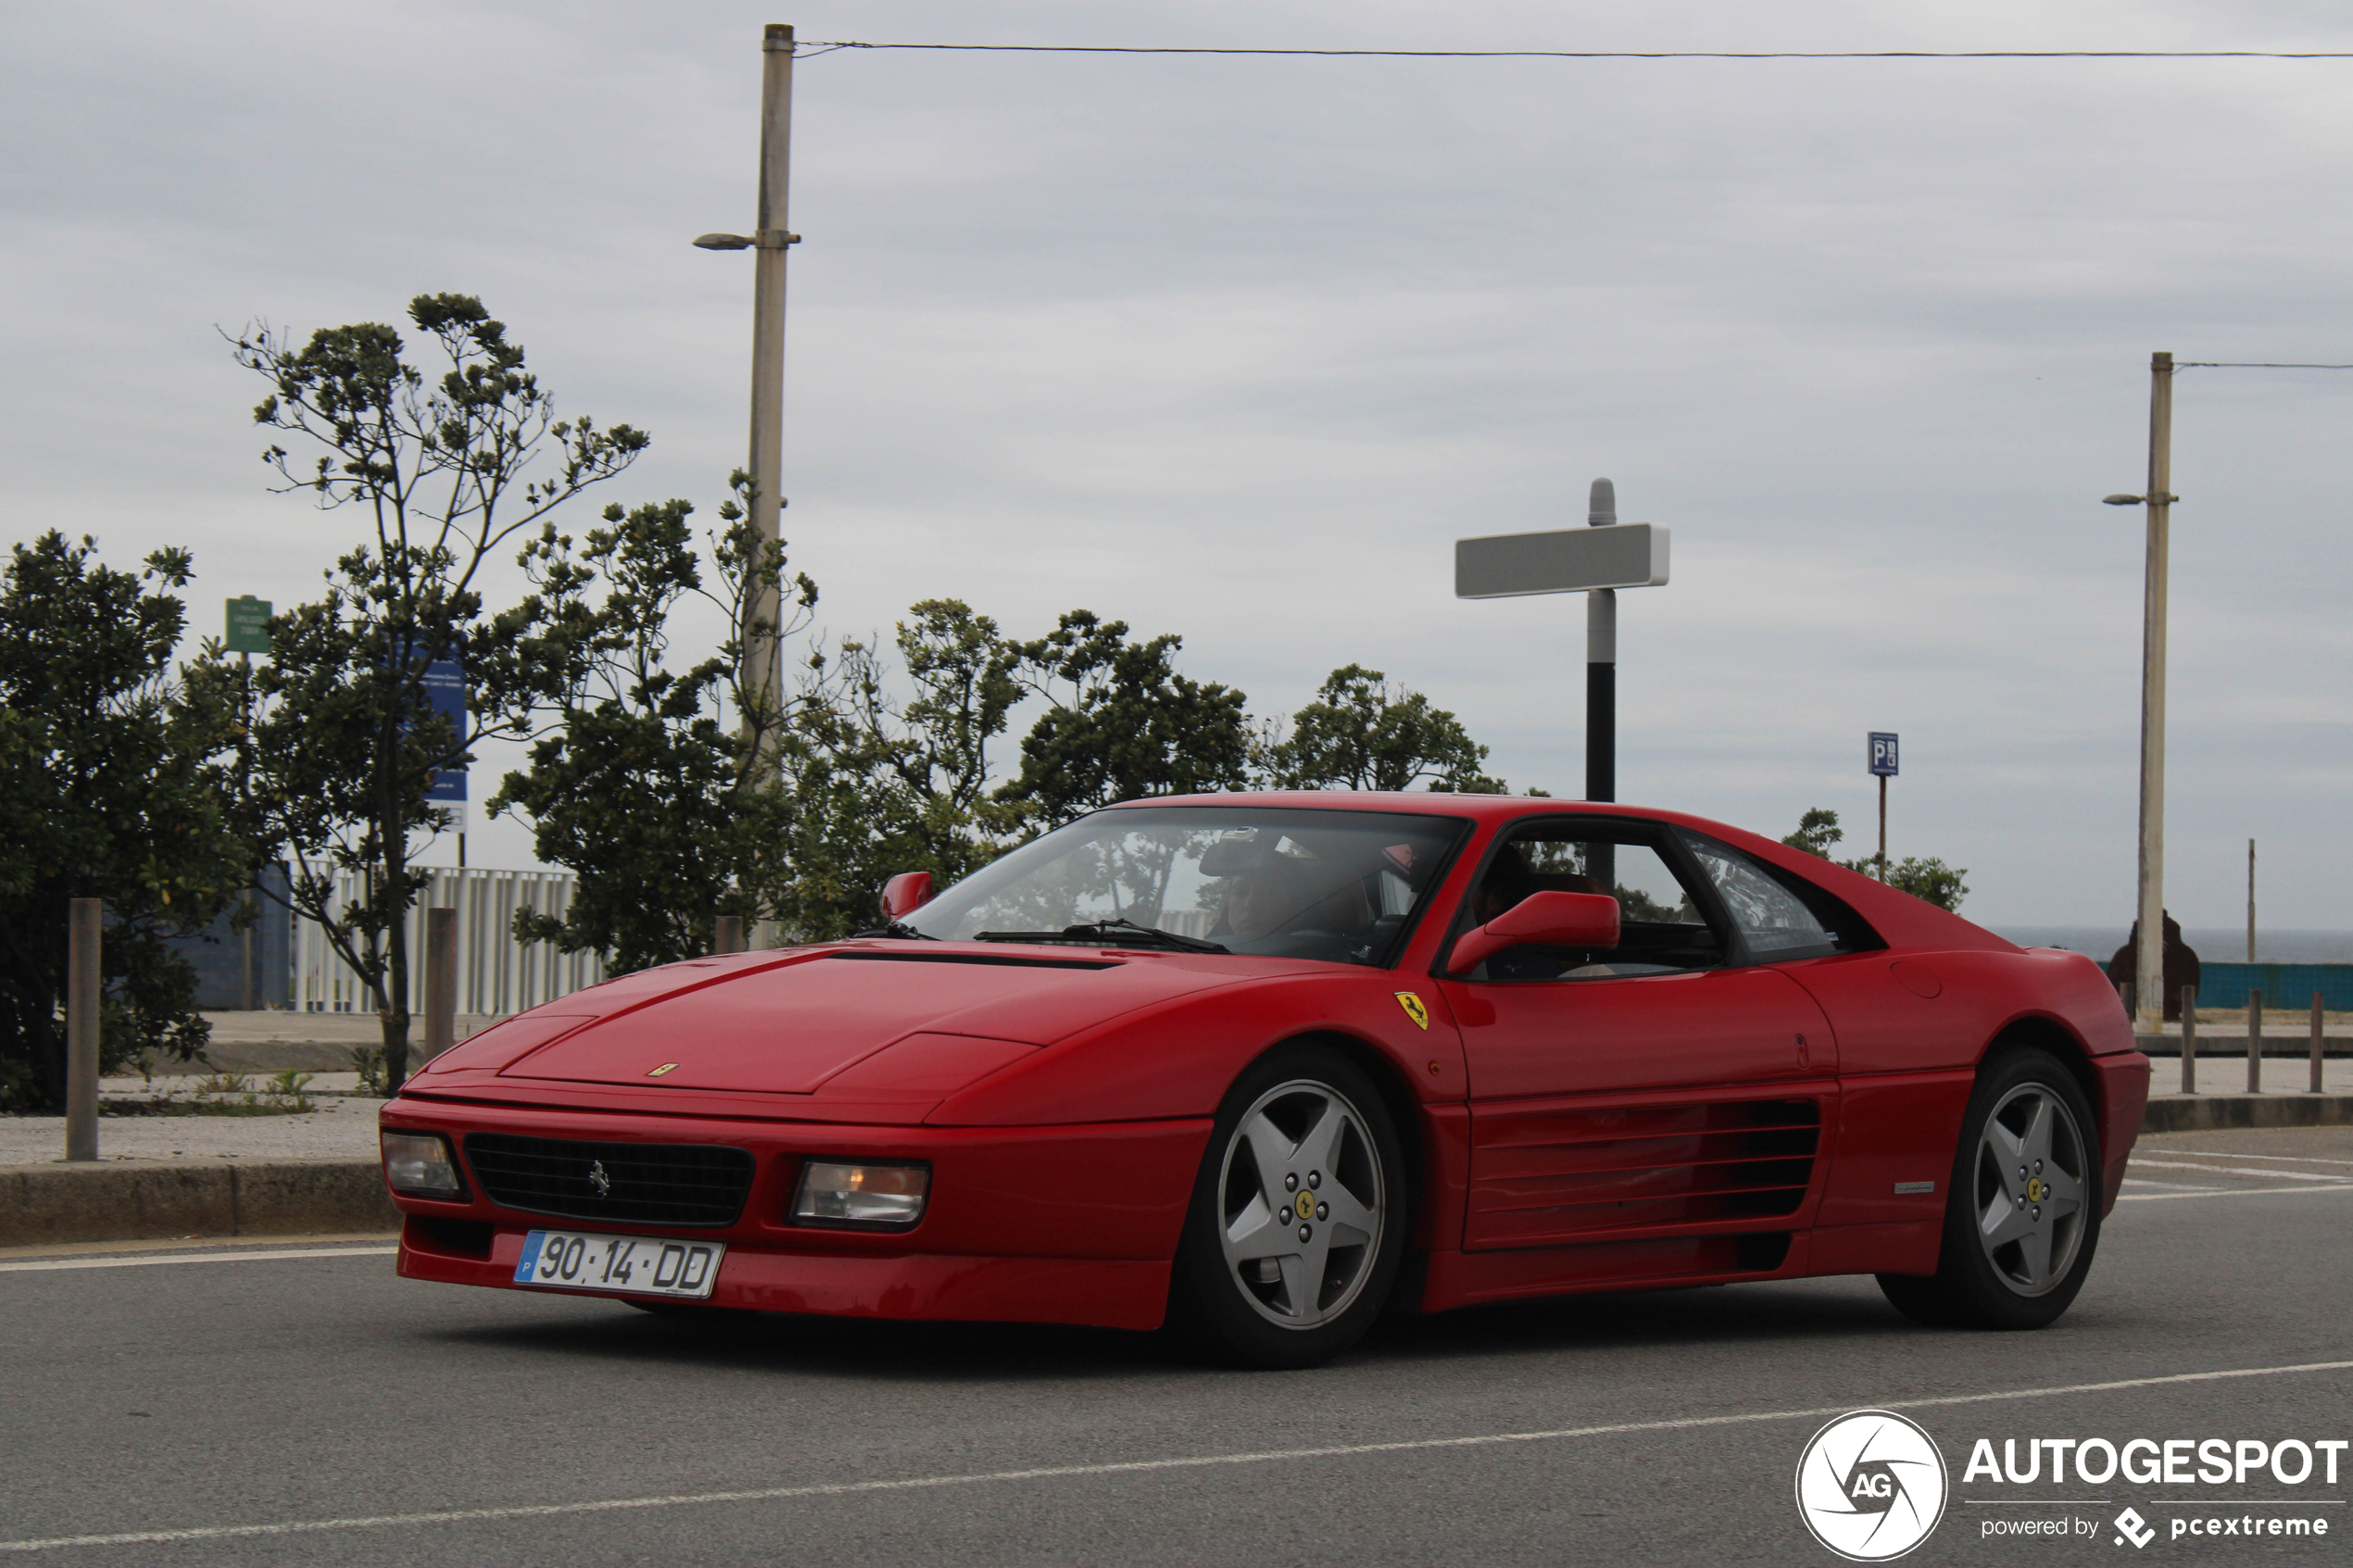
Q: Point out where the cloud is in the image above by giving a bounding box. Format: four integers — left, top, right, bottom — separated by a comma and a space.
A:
4, 0, 2350, 924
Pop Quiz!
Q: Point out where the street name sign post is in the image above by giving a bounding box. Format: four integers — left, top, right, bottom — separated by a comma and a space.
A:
1456, 480, 1670, 888
224, 596, 271, 655
1868, 731, 1898, 880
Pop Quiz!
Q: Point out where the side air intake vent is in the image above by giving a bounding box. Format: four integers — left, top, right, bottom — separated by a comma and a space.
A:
1467, 1098, 1822, 1250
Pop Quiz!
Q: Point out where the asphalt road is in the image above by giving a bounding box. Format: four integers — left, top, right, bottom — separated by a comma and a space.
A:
3, 1127, 2349, 1567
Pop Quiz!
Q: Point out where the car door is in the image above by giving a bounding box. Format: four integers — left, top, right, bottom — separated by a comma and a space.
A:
1434, 819, 1838, 1277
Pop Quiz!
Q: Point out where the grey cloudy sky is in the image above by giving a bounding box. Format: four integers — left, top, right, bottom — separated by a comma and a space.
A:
6, 0, 2350, 929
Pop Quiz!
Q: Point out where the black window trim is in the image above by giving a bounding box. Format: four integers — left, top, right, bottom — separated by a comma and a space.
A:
1430, 812, 1740, 981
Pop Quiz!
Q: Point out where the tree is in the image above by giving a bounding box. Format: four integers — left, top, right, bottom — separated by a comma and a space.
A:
222, 294, 648, 1089
997, 610, 1252, 826
774, 600, 1026, 939
0, 533, 246, 1110
485, 478, 812, 973
1780, 807, 1969, 912
1261, 664, 1509, 793
1780, 808, 1844, 859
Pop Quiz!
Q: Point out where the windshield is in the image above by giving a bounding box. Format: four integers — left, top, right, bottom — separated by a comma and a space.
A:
901, 805, 1471, 967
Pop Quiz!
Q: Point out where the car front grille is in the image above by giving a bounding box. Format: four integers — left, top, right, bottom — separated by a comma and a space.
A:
463, 1133, 755, 1228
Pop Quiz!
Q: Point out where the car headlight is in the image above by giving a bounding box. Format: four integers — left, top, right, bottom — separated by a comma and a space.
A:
383, 1131, 466, 1198
790, 1160, 929, 1230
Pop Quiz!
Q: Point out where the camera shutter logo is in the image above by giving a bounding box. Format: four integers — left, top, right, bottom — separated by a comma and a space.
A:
1793, 1410, 1948, 1562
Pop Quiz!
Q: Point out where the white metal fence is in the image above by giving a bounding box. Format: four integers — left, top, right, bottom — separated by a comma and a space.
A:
294, 867, 605, 1017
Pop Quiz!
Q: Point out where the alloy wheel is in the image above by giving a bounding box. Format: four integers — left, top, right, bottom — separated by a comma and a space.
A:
1214, 1079, 1386, 1330
1971, 1082, 2089, 1297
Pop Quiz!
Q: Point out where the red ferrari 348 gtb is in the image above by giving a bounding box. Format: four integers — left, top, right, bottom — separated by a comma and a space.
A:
383, 794, 2148, 1367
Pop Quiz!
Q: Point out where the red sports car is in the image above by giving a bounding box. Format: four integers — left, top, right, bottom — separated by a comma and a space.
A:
382, 794, 2148, 1367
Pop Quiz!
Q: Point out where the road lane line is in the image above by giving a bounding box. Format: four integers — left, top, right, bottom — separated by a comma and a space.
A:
2130, 1159, 2353, 1182
2118, 1177, 2218, 1190
0, 1247, 395, 1274
2168, 1149, 2353, 1166
6, 1359, 2352, 1553
2117, 1183, 2353, 1202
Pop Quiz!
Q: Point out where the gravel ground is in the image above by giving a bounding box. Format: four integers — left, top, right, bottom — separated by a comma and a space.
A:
0, 1082, 383, 1166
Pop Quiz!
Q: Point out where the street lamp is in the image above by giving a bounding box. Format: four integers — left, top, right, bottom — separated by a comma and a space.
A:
694, 24, 801, 748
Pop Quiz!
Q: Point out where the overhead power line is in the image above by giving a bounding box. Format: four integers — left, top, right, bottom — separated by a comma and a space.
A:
2178, 361, 2353, 370
799, 42, 2353, 61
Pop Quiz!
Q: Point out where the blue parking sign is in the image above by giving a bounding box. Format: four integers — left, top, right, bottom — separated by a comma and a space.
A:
1868, 732, 1899, 778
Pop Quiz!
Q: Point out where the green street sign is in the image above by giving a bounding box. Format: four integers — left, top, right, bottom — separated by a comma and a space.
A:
225, 596, 272, 655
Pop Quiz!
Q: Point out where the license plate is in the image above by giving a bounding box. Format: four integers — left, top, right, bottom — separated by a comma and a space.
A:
513, 1230, 725, 1299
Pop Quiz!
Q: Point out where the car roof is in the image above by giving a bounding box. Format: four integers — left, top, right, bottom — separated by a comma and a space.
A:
1121, 790, 1688, 824
1114, 791, 2017, 954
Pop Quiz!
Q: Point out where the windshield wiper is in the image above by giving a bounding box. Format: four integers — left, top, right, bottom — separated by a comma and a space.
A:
975, 918, 1228, 954
849, 920, 940, 940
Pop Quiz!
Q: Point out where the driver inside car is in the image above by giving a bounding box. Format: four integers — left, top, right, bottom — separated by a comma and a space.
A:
1208, 837, 1373, 949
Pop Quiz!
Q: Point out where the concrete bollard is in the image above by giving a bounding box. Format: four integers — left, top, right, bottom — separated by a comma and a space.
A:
713, 914, 744, 956
2247, 988, 2263, 1094
422, 907, 457, 1064
2180, 986, 2196, 1096
66, 898, 100, 1162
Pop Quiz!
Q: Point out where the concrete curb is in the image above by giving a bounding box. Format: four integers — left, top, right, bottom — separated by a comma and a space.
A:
0, 1160, 397, 1248
2140, 1094, 2353, 1134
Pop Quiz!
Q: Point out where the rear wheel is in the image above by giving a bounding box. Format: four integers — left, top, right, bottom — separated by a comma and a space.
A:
1170, 1047, 1408, 1368
1878, 1047, 2103, 1329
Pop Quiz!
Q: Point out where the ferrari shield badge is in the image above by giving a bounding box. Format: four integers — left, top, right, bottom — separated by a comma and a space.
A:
1394, 991, 1430, 1031
647, 1062, 680, 1077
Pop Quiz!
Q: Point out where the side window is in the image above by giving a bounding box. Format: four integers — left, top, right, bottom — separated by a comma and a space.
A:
1464, 828, 1724, 981
1681, 835, 1853, 961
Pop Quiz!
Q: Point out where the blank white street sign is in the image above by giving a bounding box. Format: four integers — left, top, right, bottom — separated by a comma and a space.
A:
1453, 522, 1670, 599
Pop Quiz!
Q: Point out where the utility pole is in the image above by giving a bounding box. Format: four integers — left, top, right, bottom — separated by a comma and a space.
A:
746, 24, 795, 722
2246, 837, 2257, 961
694, 23, 799, 734
2133, 352, 2175, 1034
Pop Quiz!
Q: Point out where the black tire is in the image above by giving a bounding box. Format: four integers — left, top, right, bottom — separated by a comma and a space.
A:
1878, 1047, 2104, 1330
1169, 1045, 1411, 1369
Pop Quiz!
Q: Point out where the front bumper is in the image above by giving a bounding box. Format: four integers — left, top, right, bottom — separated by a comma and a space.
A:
383, 1096, 1212, 1332
2092, 1048, 2152, 1216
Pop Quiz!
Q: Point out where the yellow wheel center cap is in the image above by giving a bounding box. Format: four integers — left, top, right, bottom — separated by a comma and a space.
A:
2026, 1178, 2044, 1202
1296, 1193, 1315, 1221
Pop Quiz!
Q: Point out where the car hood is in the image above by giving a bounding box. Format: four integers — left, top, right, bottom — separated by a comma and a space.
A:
444, 944, 1294, 1098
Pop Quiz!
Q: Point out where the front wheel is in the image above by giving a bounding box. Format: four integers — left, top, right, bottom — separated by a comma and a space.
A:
1879, 1047, 2103, 1330
1169, 1047, 1409, 1368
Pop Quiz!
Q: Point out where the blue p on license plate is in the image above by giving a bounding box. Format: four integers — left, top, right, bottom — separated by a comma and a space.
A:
513, 1229, 724, 1299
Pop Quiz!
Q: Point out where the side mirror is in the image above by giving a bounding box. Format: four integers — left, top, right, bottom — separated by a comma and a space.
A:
880, 872, 936, 922
1446, 891, 1620, 976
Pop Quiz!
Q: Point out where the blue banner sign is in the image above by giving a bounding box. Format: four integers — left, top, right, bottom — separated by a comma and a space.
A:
421, 659, 468, 803
1868, 732, 1899, 778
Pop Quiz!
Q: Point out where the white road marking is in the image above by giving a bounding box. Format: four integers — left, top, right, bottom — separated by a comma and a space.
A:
2131, 1159, 2352, 1183
2166, 1148, 2353, 1168
0, 1247, 395, 1274
6, 1360, 2351, 1553
2118, 1177, 2219, 1190
2118, 1183, 2353, 1203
